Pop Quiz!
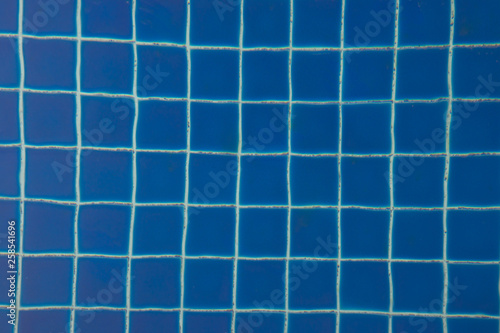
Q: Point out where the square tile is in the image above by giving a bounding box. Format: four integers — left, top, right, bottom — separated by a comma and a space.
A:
243, 0, 289, 47
24, 201, 74, 253
393, 316, 443, 333
340, 261, 390, 311
137, 45, 186, 98
131, 258, 181, 308
137, 101, 187, 150
340, 314, 388, 333
0, 37, 20, 87
186, 207, 235, 256
291, 209, 337, 258
236, 313, 285, 333
341, 157, 390, 206
239, 208, 287, 258
0, 255, 16, 305
191, 49, 239, 100
77, 257, 127, 307
447, 210, 500, 261
0, 1, 17, 32
392, 262, 444, 313
26, 148, 75, 200
191, 102, 238, 153
242, 104, 288, 153
75, 310, 125, 333
395, 102, 447, 154
184, 259, 233, 308
243, 51, 289, 101
21, 257, 73, 306
133, 206, 183, 255
24, 0, 76, 35
78, 205, 131, 255
342, 103, 391, 154
0, 91, 19, 143
289, 313, 336, 333
291, 104, 339, 154
398, 0, 450, 46
18, 310, 71, 333
448, 156, 500, 206
396, 49, 448, 99
136, 0, 186, 43
237, 260, 286, 309
130, 311, 179, 333
136, 152, 186, 203
80, 150, 132, 202
291, 156, 338, 205
341, 209, 389, 259
190, 0, 239, 46
184, 312, 232, 333
454, 0, 500, 44
81, 96, 135, 148
188, 154, 238, 204
0, 147, 20, 197
0, 200, 19, 253
293, 0, 341, 47
82, 0, 132, 38
82, 42, 133, 94
342, 50, 393, 101
448, 318, 499, 333
24, 38, 76, 90
240, 156, 288, 205
25, 93, 76, 145
292, 51, 340, 101
392, 210, 443, 260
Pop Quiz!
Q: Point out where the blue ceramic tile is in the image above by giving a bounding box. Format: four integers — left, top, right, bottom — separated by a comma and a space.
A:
131, 258, 181, 308
342, 50, 393, 101
24, 0, 76, 35
190, 0, 239, 46
191, 49, 239, 100
454, 0, 500, 44
0, 1, 17, 32
191, 102, 239, 153
23, 201, 74, 253
0, 200, 20, 253
288, 313, 336, 333
239, 208, 287, 258
77, 257, 127, 307
290, 208, 337, 258
136, 0, 186, 44
26, 148, 76, 200
81, 42, 133, 94
80, 150, 132, 202
136, 100, 187, 150
291, 156, 337, 205
340, 261, 390, 311
18, 310, 71, 333
340, 313, 388, 333
133, 206, 183, 255
0, 91, 19, 143
25, 93, 76, 145
75, 310, 125, 333
392, 210, 443, 260
0, 254, 17, 305
82, 0, 132, 39
78, 205, 131, 255
186, 207, 235, 256
243, 51, 289, 101
184, 259, 232, 309
236, 313, 285, 333
21, 257, 73, 306
447, 210, 500, 261
341, 209, 390, 259
242, 104, 288, 153
184, 312, 232, 333
342, 103, 391, 154
293, 0, 341, 47
243, 0, 289, 47
393, 316, 443, 333
448, 318, 499, 333
291, 104, 339, 154
0, 147, 20, 197
0, 37, 20, 87
292, 51, 340, 101
130, 311, 179, 333
0, 309, 14, 333
136, 152, 186, 203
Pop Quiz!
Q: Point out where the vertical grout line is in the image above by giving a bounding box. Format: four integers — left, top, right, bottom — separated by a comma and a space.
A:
125, 0, 139, 332
180, 0, 192, 331
443, 1, 455, 332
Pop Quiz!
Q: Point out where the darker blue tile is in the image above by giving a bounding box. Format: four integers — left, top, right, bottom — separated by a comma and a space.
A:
133, 206, 183, 255
77, 257, 127, 307
243, 51, 289, 101
131, 258, 181, 308
0, 147, 20, 197
236, 313, 285, 333
291, 156, 337, 205
80, 150, 132, 202
454, 0, 500, 44
18, 310, 71, 333
0, 91, 19, 143
0, 200, 19, 253
393, 316, 443, 333
21, 257, 73, 306
340, 314, 388, 333
130, 311, 179, 333
243, 0, 289, 47
341, 209, 389, 259
291, 208, 337, 258
82, 42, 133, 94
448, 318, 499, 333
82, 0, 132, 38
184, 259, 233, 309
25, 93, 76, 145
26, 148, 75, 200
289, 313, 336, 333
293, 0, 341, 47
191, 102, 239, 153
137, 100, 187, 150
184, 312, 232, 333
239, 208, 287, 258
0, 0, 17, 33
340, 261, 390, 311
136, 0, 186, 43
242, 104, 288, 153
78, 205, 131, 255
24, 0, 76, 35
75, 310, 125, 333
186, 207, 235, 256
136, 152, 186, 203
191, 0, 240, 46
191, 49, 239, 100
24, 202, 74, 253
0, 37, 20, 87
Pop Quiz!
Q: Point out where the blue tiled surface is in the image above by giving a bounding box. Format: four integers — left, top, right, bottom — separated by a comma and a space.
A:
0, 0, 499, 332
